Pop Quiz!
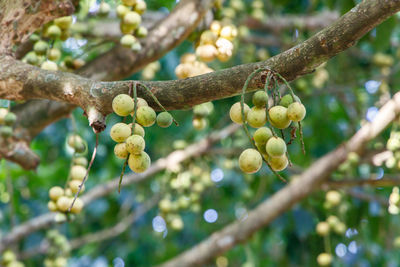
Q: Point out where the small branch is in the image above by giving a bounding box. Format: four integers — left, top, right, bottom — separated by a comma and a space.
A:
322, 176, 400, 190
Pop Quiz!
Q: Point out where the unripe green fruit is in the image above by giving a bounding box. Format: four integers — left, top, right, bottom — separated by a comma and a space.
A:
33, 40, 49, 55
238, 148, 262, 174
54, 16, 72, 30
70, 165, 86, 181
279, 94, 301, 108
316, 253, 332, 266
136, 106, 156, 127
269, 105, 291, 129
73, 157, 88, 167
128, 123, 145, 137
287, 102, 306, 122
122, 0, 136, 6
49, 186, 64, 201
326, 190, 341, 206
48, 48, 61, 61
117, 5, 130, 18
47, 25, 61, 39
69, 179, 84, 194
2, 250, 16, 263
112, 94, 134, 116
29, 33, 40, 42
41, 60, 58, 71
120, 23, 135, 34
229, 102, 249, 124
0, 126, 13, 138
252, 90, 268, 107
98, 2, 111, 16
25, 51, 38, 65
120, 34, 137, 48
193, 117, 207, 130
316, 221, 330, 236
71, 197, 84, 214
4, 112, 16, 126
267, 155, 288, 171
110, 123, 131, 142
0, 108, 8, 124
124, 11, 141, 28
134, 0, 147, 14
131, 42, 142, 52
56, 196, 71, 212
135, 26, 148, 38
193, 103, 212, 117
114, 143, 129, 159
253, 127, 272, 144
157, 112, 173, 128
394, 236, 400, 248
247, 107, 267, 128
48, 201, 57, 212
126, 134, 145, 154
8, 261, 25, 267
266, 137, 286, 157
128, 151, 151, 173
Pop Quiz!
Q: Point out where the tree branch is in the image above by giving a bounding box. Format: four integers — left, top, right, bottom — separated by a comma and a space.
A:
157, 92, 400, 267
323, 176, 400, 189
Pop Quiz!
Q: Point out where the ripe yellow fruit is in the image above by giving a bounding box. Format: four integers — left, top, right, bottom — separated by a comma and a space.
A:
326, 190, 341, 206
229, 102, 250, 124
123, 11, 141, 28
193, 117, 207, 130
238, 148, 262, 174
333, 222, 346, 235
48, 201, 58, 212
136, 106, 156, 127
70, 198, 84, 214
67, 134, 86, 152
132, 97, 148, 111
56, 196, 72, 212
49, 186, 64, 201
0, 108, 8, 124
269, 105, 291, 129
112, 94, 134, 116
114, 143, 129, 159
134, 0, 147, 14
266, 137, 287, 157
128, 151, 151, 173
159, 198, 172, 213
110, 123, 132, 142
120, 34, 137, 48
316, 253, 332, 266
47, 25, 61, 39
122, 0, 136, 6
70, 165, 87, 181
247, 107, 267, 128
69, 179, 85, 194
287, 102, 306, 122
170, 216, 184, 230
73, 157, 88, 167
316, 221, 330, 236
54, 16, 72, 30
326, 215, 339, 227
126, 134, 145, 154
253, 127, 272, 145
128, 123, 145, 137
41, 60, 58, 71
267, 155, 288, 171
2, 250, 16, 263
180, 53, 196, 64
48, 48, 61, 61
196, 44, 217, 62
200, 30, 218, 45
116, 5, 130, 18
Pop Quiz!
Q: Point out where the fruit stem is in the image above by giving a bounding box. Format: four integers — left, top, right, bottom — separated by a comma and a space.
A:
118, 158, 129, 193
298, 122, 306, 155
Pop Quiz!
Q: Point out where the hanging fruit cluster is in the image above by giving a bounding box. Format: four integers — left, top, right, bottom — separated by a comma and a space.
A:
117, 0, 148, 51
175, 53, 214, 79
229, 70, 306, 174
43, 230, 70, 267
0, 108, 16, 139
47, 134, 88, 214
110, 86, 175, 177
192, 102, 214, 130
389, 186, 400, 214
1, 250, 25, 267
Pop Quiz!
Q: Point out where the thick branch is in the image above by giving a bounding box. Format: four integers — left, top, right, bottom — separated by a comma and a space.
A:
157, 92, 400, 267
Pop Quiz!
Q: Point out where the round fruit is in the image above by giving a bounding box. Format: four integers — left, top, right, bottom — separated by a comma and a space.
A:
326, 215, 339, 227
238, 148, 262, 174
25, 51, 38, 64
134, 0, 147, 14
316, 253, 332, 266
49, 186, 64, 201
126, 134, 145, 154
120, 34, 137, 48
279, 94, 301, 108
196, 44, 217, 62
4, 112, 16, 126
73, 157, 88, 167
269, 105, 291, 129
98, 2, 110, 16
170, 216, 184, 230
333, 222, 346, 234
267, 155, 288, 171
159, 198, 172, 213
266, 137, 286, 157
70, 197, 84, 214
253, 127, 272, 144
193, 117, 207, 130
136, 106, 156, 127
316, 221, 330, 236
110, 123, 131, 142
2, 250, 16, 263
247, 107, 267, 128
69, 179, 84, 194
41, 60, 58, 71
122, 0, 136, 6
157, 112, 173, 128
326, 190, 341, 206
70, 165, 86, 181
116, 5, 129, 18
56, 196, 71, 212
252, 90, 268, 107
67, 134, 85, 152
229, 102, 250, 124
287, 102, 306, 122
48, 201, 57, 212
114, 143, 129, 159
128, 123, 145, 137
48, 48, 61, 61
0, 108, 8, 124
124, 11, 141, 28
0, 126, 13, 138
128, 151, 151, 173
112, 94, 134, 116
54, 16, 72, 29
132, 97, 148, 111
47, 25, 61, 39
255, 142, 267, 156
33, 40, 49, 55
136, 26, 148, 38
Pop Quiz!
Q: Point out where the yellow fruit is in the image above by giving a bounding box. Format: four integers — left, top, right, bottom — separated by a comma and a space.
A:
159, 198, 172, 213
316, 221, 330, 236
326, 190, 341, 206
114, 143, 129, 159
239, 148, 262, 174
210, 21, 222, 34
134, 0, 147, 14
48, 201, 58, 212
136, 106, 156, 127
326, 215, 339, 227
54, 16, 72, 30
49, 186, 64, 201
180, 53, 197, 64
70, 198, 84, 214
70, 165, 87, 181
266, 137, 287, 157
229, 102, 250, 124
123, 11, 141, 28
120, 34, 137, 48
128, 151, 151, 173
2, 250, 16, 263
48, 48, 61, 61
316, 253, 332, 266
196, 44, 217, 62
56, 196, 72, 212
122, 0, 136, 6
126, 134, 145, 154
247, 107, 267, 128
253, 127, 272, 145
333, 222, 346, 235
112, 94, 134, 116
69, 179, 84, 194
41, 60, 58, 71
193, 117, 207, 130
200, 30, 218, 45
287, 102, 306, 122
269, 105, 291, 129
170, 216, 184, 230
268, 155, 288, 171
116, 5, 130, 18
0, 108, 8, 124
128, 123, 145, 137
72, 157, 88, 167
110, 123, 132, 142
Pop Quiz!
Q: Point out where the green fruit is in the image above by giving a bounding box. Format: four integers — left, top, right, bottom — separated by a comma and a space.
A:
316, 253, 332, 266
128, 123, 145, 137
120, 23, 135, 34
48, 48, 61, 61
229, 102, 250, 124
333, 222, 346, 234
131, 42, 142, 52
25, 51, 38, 65
67, 134, 86, 152
34, 40, 49, 55
123, 11, 141, 28
252, 90, 268, 107
2, 250, 16, 263
193, 103, 213, 117
126, 134, 145, 154
247, 107, 267, 128
47, 25, 62, 39
117, 5, 130, 18
49, 186, 64, 201
29, 33, 40, 42
114, 143, 129, 159
4, 112, 16, 126
255, 142, 267, 155
266, 137, 286, 157
128, 151, 151, 173
279, 94, 301, 108
70, 165, 87, 181
135, 26, 148, 38
120, 34, 137, 48
136, 106, 156, 127
192, 117, 207, 130
41, 60, 58, 71
73, 157, 88, 167
112, 94, 134, 116
238, 148, 262, 174
110, 123, 131, 142
159, 198, 172, 213
54, 16, 72, 30
134, 0, 147, 14
267, 155, 288, 171
157, 112, 173, 128
0, 126, 13, 138
316, 221, 330, 236
253, 127, 272, 144
122, 0, 136, 6
287, 102, 306, 122
269, 105, 291, 129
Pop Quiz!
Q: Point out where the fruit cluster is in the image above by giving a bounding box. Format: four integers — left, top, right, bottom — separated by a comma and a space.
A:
110, 93, 173, 173
175, 53, 214, 79
44, 230, 70, 267
141, 61, 161, 80
1, 250, 25, 267
389, 186, 400, 214
192, 102, 214, 130
0, 108, 17, 139
47, 134, 88, 214
117, 0, 148, 51
230, 89, 306, 174
384, 130, 400, 169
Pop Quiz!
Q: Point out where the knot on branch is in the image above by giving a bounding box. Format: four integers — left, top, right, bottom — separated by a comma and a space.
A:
86, 107, 106, 133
